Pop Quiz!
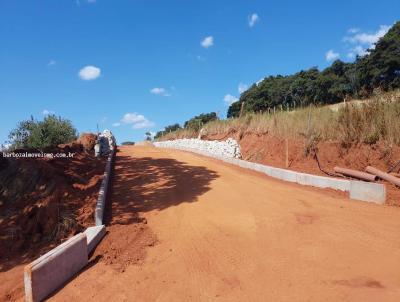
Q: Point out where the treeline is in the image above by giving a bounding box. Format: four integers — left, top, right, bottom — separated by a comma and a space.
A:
155, 22, 400, 137
154, 112, 217, 139
228, 21, 400, 117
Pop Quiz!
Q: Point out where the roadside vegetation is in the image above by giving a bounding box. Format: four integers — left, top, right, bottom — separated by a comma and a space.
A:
158, 90, 400, 147
156, 22, 400, 150
228, 21, 400, 117
7, 114, 77, 150
121, 141, 135, 146
154, 112, 217, 140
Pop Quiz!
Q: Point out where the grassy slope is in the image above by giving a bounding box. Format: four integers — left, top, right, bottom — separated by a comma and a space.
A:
158, 90, 400, 148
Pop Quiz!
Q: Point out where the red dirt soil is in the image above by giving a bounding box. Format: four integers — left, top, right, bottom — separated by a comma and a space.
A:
77, 133, 98, 151
91, 221, 156, 273
0, 143, 105, 301
2, 140, 400, 301
49, 146, 400, 302
204, 132, 400, 206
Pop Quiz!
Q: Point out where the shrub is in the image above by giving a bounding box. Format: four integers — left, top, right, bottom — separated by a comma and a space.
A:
8, 115, 77, 150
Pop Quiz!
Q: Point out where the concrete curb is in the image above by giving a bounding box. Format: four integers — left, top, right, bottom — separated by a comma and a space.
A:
85, 225, 106, 255
24, 233, 88, 302
349, 180, 386, 204
154, 144, 386, 204
95, 149, 115, 226
23, 148, 116, 301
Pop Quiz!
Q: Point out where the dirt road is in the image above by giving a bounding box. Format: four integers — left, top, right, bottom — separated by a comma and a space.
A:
50, 146, 400, 302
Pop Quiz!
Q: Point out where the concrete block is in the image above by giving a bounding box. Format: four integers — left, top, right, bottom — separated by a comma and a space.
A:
349, 181, 386, 204
296, 173, 350, 191
244, 161, 257, 170
24, 233, 88, 302
85, 225, 106, 255
252, 163, 265, 173
237, 159, 248, 168
229, 158, 242, 166
275, 169, 297, 183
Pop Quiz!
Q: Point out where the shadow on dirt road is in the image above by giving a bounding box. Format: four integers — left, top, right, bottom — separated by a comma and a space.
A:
103, 153, 219, 226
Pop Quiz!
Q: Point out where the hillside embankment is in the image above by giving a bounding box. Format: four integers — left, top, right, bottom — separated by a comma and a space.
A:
157, 92, 400, 205
0, 138, 106, 301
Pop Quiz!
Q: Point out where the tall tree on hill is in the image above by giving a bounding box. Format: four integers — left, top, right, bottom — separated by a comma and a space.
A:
227, 21, 400, 117
356, 21, 400, 92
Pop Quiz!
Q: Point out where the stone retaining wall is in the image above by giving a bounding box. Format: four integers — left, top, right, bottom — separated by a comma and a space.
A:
154, 138, 242, 159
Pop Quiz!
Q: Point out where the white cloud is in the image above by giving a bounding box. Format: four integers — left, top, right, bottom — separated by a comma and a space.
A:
238, 82, 248, 94
344, 25, 390, 45
347, 28, 360, 34
347, 45, 369, 58
121, 113, 146, 124
120, 113, 155, 129
325, 49, 340, 61
150, 87, 171, 96
47, 60, 56, 66
132, 120, 155, 129
223, 94, 238, 106
78, 65, 101, 81
42, 109, 55, 115
248, 13, 259, 27
343, 25, 392, 59
112, 122, 121, 127
201, 36, 214, 49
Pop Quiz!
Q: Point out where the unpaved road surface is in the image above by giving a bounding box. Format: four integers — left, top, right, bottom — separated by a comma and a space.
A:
50, 146, 400, 302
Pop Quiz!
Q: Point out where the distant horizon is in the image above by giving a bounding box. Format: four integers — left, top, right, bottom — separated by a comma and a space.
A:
1, 0, 399, 144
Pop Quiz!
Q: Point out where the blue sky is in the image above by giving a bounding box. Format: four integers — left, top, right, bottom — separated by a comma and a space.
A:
0, 0, 399, 144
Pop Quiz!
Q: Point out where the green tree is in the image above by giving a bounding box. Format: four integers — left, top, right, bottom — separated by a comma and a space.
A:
145, 132, 152, 141
154, 123, 182, 139
8, 115, 77, 150
227, 22, 400, 117
184, 112, 218, 131
356, 21, 400, 91
121, 141, 135, 145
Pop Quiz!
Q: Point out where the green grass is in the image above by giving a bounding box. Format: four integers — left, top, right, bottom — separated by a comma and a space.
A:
157, 90, 400, 146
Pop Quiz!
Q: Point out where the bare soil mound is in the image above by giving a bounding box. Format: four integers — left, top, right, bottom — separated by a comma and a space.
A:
77, 132, 98, 151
